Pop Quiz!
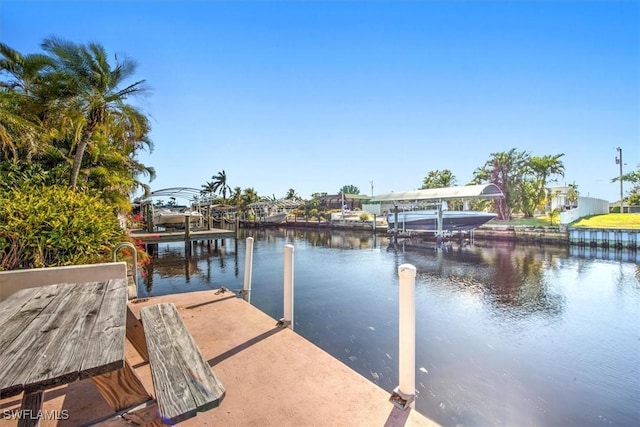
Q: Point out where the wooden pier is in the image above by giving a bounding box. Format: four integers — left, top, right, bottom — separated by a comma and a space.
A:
129, 228, 235, 244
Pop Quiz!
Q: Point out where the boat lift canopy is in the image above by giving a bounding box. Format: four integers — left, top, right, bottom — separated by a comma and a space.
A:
247, 199, 304, 209
370, 184, 503, 203
136, 187, 203, 204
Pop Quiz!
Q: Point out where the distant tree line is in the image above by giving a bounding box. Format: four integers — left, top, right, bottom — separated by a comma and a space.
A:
420, 149, 566, 220
198, 150, 569, 222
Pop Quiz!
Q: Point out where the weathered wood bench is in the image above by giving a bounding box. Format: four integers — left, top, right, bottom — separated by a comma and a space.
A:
140, 303, 225, 424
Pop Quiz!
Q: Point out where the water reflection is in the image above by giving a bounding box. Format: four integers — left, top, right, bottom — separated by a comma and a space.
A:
142, 240, 239, 294
139, 229, 640, 427
388, 240, 567, 319
570, 245, 640, 263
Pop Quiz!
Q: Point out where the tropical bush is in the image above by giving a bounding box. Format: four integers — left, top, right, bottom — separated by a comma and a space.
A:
0, 185, 127, 270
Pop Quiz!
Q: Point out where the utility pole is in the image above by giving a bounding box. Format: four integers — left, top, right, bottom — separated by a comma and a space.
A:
616, 147, 623, 213
370, 180, 374, 197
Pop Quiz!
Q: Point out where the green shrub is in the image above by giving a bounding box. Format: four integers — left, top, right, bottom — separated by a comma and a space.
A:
0, 185, 127, 270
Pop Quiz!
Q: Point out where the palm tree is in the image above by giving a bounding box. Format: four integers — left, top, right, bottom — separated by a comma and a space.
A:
0, 43, 52, 161
528, 154, 565, 214
0, 42, 53, 96
421, 169, 457, 189
208, 170, 231, 202
0, 91, 36, 160
339, 184, 360, 195
285, 188, 299, 200
238, 187, 260, 213
473, 148, 530, 220
230, 186, 242, 206
84, 109, 156, 210
41, 37, 148, 190
200, 180, 216, 199
566, 183, 579, 208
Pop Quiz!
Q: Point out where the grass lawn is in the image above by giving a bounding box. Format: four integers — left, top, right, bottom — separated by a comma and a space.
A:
488, 213, 640, 229
571, 213, 640, 229
488, 216, 552, 227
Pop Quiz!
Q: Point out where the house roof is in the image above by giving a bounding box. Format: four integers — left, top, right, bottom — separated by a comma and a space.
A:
319, 194, 371, 203
370, 184, 503, 202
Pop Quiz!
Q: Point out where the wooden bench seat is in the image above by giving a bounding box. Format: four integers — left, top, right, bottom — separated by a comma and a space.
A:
140, 303, 225, 424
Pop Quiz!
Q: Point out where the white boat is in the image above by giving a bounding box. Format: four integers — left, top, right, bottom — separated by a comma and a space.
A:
330, 210, 386, 225
153, 208, 203, 228
387, 207, 496, 233
263, 212, 288, 223
330, 210, 362, 222
247, 200, 302, 224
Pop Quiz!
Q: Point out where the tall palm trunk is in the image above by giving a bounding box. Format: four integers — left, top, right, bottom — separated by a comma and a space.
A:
69, 119, 97, 189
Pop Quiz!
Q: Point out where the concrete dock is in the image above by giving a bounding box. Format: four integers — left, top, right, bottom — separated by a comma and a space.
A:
0, 289, 439, 427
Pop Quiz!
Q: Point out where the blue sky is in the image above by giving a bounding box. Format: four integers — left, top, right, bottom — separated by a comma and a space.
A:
2, 1, 639, 202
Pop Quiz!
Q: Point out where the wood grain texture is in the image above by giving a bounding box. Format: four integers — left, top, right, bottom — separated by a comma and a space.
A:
25, 282, 104, 391
90, 360, 152, 411
0, 279, 128, 398
80, 278, 128, 378
121, 401, 161, 425
0, 283, 82, 396
0, 286, 60, 352
140, 303, 225, 424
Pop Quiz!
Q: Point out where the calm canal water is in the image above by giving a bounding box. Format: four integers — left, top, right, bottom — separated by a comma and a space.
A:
139, 228, 640, 427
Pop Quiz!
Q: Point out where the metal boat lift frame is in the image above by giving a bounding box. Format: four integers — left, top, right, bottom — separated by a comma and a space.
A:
370, 184, 504, 238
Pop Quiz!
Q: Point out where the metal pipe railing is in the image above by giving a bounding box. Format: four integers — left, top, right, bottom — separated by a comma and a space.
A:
113, 242, 138, 292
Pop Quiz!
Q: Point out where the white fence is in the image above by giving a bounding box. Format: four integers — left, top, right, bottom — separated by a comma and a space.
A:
560, 196, 609, 225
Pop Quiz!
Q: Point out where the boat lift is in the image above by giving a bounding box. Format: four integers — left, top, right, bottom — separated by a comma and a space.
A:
371, 184, 504, 240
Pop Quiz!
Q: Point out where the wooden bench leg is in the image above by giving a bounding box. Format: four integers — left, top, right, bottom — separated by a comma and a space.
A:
126, 305, 149, 363
17, 391, 43, 427
90, 360, 152, 411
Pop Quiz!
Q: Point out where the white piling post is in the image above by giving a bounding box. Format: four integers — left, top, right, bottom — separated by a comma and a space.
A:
243, 237, 254, 302
282, 244, 294, 329
391, 263, 416, 409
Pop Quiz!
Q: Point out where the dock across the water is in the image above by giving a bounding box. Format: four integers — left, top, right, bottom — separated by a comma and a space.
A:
129, 227, 235, 244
